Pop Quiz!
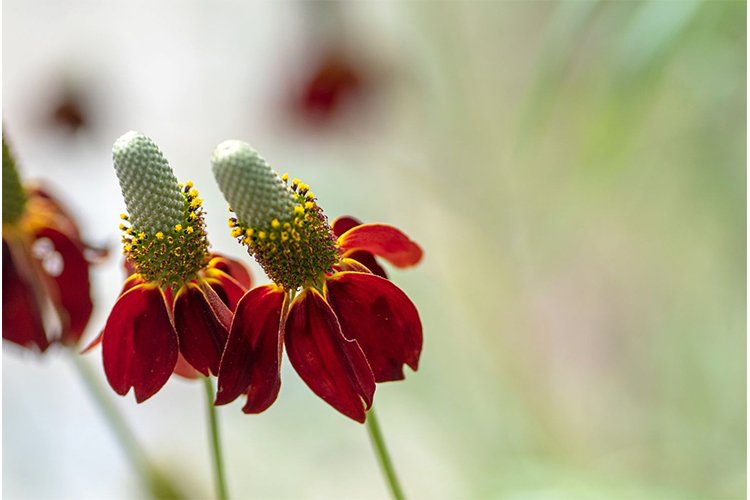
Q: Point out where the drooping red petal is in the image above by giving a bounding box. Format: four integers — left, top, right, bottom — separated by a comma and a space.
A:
342, 250, 388, 279
208, 255, 253, 289
204, 269, 247, 311
173, 353, 201, 379
337, 223, 422, 268
331, 216, 362, 237
284, 288, 375, 423
325, 272, 422, 382
2, 238, 49, 351
173, 282, 232, 376
102, 284, 178, 402
216, 285, 285, 414
81, 274, 146, 355
33, 227, 93, 345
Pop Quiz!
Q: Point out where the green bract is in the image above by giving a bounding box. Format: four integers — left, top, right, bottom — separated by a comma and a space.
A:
2, 134, 27, 225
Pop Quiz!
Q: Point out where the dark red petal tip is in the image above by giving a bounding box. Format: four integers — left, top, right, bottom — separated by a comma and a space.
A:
102, 284, 178, 402
337, 223, 423, 268
326, 272, 422, 383
284, 288, 375, 423
331, 216, 362, 237
173, 282, 231, 377
216, 285, 285, 414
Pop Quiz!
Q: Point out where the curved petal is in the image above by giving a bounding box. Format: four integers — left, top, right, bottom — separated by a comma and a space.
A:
173, 282, 232, 376
331, 215, 362, 237
34, 227, 93, 345
341, 250, 388, 279
102, 284, 178, 402
216, 285, 286, 414
2, 238, 48, 351
203, 269, 247, 311
332, 257, 373, 274
208, 255, 253, 289
173, 353, 201, 379
325, 272, 422, 382
284, 288, 375, 423
337, 223, 423, 268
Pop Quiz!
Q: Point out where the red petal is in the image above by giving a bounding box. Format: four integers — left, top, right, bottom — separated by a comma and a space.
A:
284, 288, 375, 422
81, 274, 145, 355
2, 238, 49, 351
333, 257, 373, 274
331, 216, 362, 237
80, 330, 103, 354
204, 270, 247, 311
216, 285, 285, 414
342, 250, 388, 279
34, 227, 93, 345
325, 272, 422, 382
173, 353, 201, 379
337, 223, 422, 268
208, 255, 253, 289
173, 282, 232, 376
102, 284, 178, 402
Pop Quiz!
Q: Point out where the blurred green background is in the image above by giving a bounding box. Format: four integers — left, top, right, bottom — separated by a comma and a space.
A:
3, 1, 746, 499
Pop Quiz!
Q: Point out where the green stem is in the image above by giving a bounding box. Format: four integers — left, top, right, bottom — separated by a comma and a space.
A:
203, 377, 229, 500
366, 407, 406, 500
70, 353, 183, 499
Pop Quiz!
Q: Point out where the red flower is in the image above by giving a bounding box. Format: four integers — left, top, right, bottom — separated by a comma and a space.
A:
211, 141, 423, 422
294, 52, 364, 124
96, 132, 253, 402
3, 134, 103, 351
100, 254, 251, 402
217, 223, 422, 422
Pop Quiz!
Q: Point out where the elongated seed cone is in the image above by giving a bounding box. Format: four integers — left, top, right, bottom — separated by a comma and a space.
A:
113, 131, 184, 235
211, 140, 297, 229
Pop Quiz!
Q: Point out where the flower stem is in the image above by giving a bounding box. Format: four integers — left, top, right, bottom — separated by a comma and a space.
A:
202, 377, 229, 500
70, 353, 183, 499
366, 407, 406, 500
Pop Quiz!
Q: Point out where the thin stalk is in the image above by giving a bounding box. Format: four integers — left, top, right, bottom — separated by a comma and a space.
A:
70, 353, 182, 499
366, 407, 406, 500
202, 377, 229, 500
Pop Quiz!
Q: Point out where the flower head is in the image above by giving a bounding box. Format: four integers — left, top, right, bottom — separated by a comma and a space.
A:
98, 132, 251, 402
212, 140, 422, 422
2, 132, 102, 352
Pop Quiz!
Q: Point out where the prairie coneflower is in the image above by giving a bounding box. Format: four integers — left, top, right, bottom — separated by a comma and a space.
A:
2, 133, 103, 351
100, 132, 251, 403
211, 140, 423, 423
